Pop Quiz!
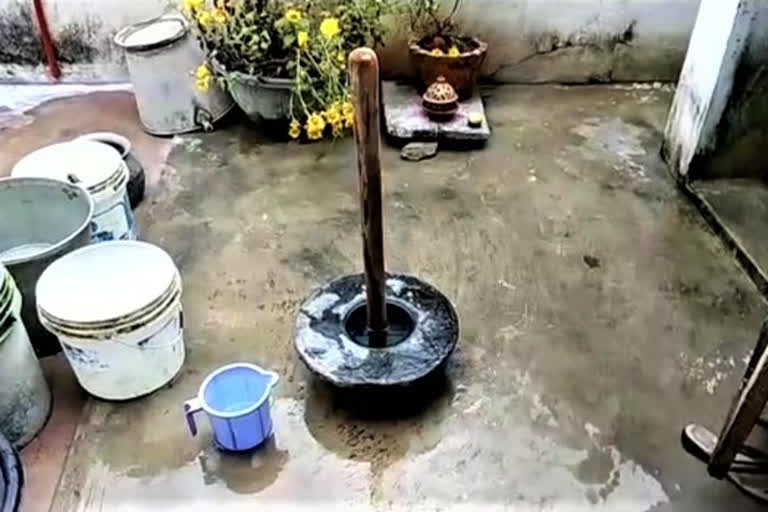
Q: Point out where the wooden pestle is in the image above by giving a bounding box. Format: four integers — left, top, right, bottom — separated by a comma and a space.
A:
349, 48, 388, 346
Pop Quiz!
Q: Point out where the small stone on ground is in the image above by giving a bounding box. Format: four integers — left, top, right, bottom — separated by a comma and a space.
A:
401, 142, 438, 161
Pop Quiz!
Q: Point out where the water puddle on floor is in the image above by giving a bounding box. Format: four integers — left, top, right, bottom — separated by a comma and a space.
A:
69, 392, 668, 512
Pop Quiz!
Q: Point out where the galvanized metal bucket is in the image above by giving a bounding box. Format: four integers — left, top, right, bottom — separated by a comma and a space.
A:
114, 14, 235, 136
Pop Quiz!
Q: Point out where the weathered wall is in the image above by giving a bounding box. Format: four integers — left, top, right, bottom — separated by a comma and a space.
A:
697, 5, 768, 179
0, 0, 701, 84
663, 0, 768, 181
0, 0, 170, 82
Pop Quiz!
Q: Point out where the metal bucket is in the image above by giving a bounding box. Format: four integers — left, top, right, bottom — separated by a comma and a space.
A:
0, 178, 94, 357
114, 14, 234, 135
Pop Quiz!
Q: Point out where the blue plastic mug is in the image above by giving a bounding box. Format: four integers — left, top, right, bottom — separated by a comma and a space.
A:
184, 362, 279, 451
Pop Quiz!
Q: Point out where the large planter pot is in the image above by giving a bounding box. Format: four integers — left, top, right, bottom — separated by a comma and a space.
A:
227, 72, 293, 122
409, 37, 488, 100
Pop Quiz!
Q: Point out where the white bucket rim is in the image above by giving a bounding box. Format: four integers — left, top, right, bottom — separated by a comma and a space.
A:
39, 273, 180, 335
197, 363, 280, 419
0, 177, 95, 266
40, 284, 181, 340
11, 141, 127, 193
114, 14, 188, 52
36, 241, 178, 326
75, 132, 131, 158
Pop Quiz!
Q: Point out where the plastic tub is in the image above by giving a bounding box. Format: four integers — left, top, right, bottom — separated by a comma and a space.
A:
0, 264, 51, 448
12, 140, 136, 242
184, 363, 279, 451
36, 241, 184, 400
0, 177, 94, 357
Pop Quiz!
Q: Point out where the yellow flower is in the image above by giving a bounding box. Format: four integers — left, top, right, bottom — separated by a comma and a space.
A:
195, 63, 211, 92
213, 7, 228, 24
336, 51, 346, 68
342, 101, 354, 128
289, 119, 302, 139
197, 10, 214, 29
195, 63, 211, 80
297, 31, 309, 48
332, 119, 343, 137
319, 17, 340, 39
306, 112, 326, 140
448, 46, 461, 57
285, 8, 302, 23
324, 105, 341, 125
430, 48, 445, 57
183, 0, 204, 14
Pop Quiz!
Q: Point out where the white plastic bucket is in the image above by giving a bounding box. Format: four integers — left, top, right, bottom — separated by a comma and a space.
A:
0, 264, 51, 448
11, 140, 137, 242
36, 242, 184, 400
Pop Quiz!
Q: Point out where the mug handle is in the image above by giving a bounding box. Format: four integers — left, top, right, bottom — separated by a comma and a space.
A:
184, 398, 202, 436
268, 371, 280, 388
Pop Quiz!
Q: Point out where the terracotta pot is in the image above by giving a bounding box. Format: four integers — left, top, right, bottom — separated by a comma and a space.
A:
409, 37, 487, 100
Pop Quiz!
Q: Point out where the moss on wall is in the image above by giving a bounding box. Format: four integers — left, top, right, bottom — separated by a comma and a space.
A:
0, 2, 101, 66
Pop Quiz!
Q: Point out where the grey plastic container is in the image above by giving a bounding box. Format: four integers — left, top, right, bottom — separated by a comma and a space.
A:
0, 178, 94, 357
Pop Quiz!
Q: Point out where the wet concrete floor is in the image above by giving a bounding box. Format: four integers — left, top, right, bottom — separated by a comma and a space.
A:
2, 84, 767, 511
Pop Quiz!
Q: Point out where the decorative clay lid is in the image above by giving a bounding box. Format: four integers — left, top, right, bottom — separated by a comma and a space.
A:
423, 76, 459, 105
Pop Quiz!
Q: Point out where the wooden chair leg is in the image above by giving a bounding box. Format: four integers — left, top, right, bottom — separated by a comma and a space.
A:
710, 320, 768, 478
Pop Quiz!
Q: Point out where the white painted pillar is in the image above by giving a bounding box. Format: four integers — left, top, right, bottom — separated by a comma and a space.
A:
662, 0, 754, 180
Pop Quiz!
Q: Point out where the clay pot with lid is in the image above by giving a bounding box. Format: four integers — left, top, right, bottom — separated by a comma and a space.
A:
422, 76, 459, 122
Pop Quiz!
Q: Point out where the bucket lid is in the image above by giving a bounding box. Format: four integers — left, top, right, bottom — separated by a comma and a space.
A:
12, 141, 124, 192
114, 14, 188, 52
36, 241, 179, 325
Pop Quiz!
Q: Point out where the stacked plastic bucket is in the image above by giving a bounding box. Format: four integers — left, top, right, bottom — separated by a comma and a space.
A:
0, 137, 185, 452
12, 140, 136, 243
0, 263, 51, 448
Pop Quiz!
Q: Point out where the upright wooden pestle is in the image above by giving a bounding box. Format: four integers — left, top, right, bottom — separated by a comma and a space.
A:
349, 48, 388, 346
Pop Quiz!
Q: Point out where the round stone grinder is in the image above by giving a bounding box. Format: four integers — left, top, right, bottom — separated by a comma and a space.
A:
294, 48, 459, 388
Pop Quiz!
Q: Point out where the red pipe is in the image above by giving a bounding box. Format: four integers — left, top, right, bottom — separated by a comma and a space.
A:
33, 0, 61, 80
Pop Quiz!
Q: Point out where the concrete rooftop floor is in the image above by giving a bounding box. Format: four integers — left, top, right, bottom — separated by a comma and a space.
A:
2, 84, 768, 512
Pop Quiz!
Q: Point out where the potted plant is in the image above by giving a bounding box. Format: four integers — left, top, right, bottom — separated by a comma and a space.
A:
405, 0, 487, 100
183, 0, 393, 140
183, 0, 293, 122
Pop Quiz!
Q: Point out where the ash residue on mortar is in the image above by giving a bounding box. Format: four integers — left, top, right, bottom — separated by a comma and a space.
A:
0, 3, 101, 65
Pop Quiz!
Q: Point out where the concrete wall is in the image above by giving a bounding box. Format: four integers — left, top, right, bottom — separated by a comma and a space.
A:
699, 4, 768, 179
663, 0, 768, 180
1, 0, 701, 84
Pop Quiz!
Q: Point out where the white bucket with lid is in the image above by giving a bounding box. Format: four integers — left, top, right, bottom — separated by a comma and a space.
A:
12, 140, 137, 242
36, 241, 184, 400
0, 264, 51, 448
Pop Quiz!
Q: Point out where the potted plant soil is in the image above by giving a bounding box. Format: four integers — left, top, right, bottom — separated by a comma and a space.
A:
406, 0, 487, 100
